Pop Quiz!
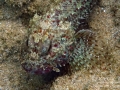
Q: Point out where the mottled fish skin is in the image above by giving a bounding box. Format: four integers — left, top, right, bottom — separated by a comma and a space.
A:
21, 0, 96, 75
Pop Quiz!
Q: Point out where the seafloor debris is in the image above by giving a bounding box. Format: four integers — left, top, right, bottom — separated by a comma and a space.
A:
5, 0, 31, 7
21, 0, 97, 75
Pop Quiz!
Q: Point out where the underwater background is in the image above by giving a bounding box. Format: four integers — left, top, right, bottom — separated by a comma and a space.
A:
0, 0, 120, 90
